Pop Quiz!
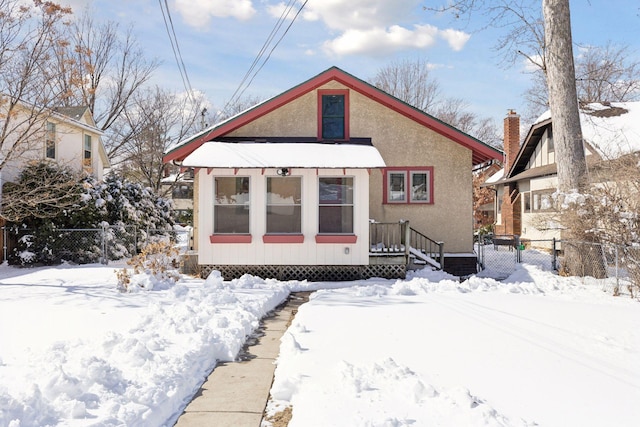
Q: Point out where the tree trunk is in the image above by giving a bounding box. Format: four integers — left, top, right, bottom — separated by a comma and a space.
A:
542, 0, 587, 194
543, 0, 603, 278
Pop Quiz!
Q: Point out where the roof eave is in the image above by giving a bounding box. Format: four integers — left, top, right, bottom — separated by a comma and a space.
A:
163, 66, 504, 165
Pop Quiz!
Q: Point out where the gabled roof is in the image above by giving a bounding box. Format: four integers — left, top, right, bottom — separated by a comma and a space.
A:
507, 117, 552, 177
164, 66, 503, 166
504, 102, 640, 181
54, 106, 89, 121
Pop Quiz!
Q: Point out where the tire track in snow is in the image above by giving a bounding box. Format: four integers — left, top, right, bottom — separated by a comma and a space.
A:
429, 293, 639, 390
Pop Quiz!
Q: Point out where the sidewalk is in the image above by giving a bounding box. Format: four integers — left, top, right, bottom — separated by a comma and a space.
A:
173, 293, 309, 427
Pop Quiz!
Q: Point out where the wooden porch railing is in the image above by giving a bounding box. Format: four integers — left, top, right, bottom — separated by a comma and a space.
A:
408, 226, 444, 269
369, 220, 443, 269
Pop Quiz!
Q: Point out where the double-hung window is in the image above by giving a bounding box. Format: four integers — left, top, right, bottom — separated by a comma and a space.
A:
318, 90, 349, 140
214, 177, 250, 234
266, 177, 302, 234
318, 177, 353, 234
45, 122, 56, 159
383, 167, 433, 204
83, 135, 92, 167
532, 190, 555, 212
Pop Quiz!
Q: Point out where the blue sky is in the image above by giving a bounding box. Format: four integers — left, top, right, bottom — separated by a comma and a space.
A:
64, 0, 639, 128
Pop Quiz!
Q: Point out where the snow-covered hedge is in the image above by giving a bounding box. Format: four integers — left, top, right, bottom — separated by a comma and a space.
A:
6, 163, 175, 266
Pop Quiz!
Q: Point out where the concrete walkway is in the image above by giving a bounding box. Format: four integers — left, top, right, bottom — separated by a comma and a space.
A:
174, 293, 308, 427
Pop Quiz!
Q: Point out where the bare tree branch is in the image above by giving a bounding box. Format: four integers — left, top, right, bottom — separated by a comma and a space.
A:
370, 58, 502, 148
0, 0, 72, 172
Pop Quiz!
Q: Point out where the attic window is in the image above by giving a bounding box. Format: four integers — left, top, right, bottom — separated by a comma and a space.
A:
318, 89, 349, 140
83, 135, 92, 167
45, 122, 56, 159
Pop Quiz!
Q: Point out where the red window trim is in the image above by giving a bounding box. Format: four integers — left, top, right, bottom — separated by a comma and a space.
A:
315, 234, 357, 244
382, 167, 434, 205
317, 89, 349, 141
210, 234, 252, 243
263, 234, 304, 243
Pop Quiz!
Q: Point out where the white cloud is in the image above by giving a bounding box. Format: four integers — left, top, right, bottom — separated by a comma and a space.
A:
266, 2, 288, 19
522, 53, 545, 72
439, 28, 471, 51
175, 0, 256, 28
303, 0, 418, 31
297, 0, 471, 56
267, 1, 318, 21
323, 24, 471, 57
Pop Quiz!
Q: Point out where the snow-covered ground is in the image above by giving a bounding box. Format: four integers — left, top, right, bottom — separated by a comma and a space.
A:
0, 259, 638, 426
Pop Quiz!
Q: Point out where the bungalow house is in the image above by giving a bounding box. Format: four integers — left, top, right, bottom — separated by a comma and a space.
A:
163, 67, 502, 279
488, 102, 640, 246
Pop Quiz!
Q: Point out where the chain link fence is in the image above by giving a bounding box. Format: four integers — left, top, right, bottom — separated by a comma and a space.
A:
558, 241, 639, 296
475, 233, 638, 296
2, 225, 192, 266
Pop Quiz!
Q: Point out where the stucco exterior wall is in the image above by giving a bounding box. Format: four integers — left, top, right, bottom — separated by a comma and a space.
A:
227, 91, 318, 137
351, 89, 473, 253
221, 81, 475, 253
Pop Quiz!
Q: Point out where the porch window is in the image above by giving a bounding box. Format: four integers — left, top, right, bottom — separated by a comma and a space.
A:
266, 176, 302, 233
45, 122, 56, 159
383, 167, 433, 204
214, 177, 250, 234
318, 177, 353, 234
83, 135, 92, 167
318, 90, 349, 140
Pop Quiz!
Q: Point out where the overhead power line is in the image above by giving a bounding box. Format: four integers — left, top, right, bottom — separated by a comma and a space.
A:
159, 0, 195, 103
219, 0, 309, 119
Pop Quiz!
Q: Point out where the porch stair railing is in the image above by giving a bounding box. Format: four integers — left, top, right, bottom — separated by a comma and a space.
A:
369, 220, 443, 270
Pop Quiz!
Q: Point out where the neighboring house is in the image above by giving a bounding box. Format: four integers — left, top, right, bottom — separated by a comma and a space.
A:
161, 166, 194, 221
473, 161, 502, 230
487, 102, 640, 245
0, 102, 110, 261
163, 67, 502, 279
0, 104, 109, 185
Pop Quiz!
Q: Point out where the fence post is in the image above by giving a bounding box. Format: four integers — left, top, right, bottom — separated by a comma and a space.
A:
438, 241, 444, 271
515, 235, 521, 263
101, 224, 108, 265
2, 226, 6, 262
403, 220, 411, 265
552, 238, 557, 271
615, 245, 620, 292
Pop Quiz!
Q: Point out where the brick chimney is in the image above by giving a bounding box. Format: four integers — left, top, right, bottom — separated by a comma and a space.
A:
504, 109, 520, 172
499, 110, 522, 236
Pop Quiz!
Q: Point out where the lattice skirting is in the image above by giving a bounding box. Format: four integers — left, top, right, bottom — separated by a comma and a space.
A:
199, 264, 406, 281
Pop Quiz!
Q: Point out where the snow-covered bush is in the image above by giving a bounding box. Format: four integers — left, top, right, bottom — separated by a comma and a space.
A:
6, 163, 175, 266
116, 241, 182, 292
551, 153, 640, 292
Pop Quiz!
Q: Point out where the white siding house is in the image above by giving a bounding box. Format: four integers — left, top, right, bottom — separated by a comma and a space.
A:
0, 104, 109, 185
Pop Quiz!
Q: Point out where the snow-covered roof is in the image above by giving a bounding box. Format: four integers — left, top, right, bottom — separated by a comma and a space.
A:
181, 142, 386, 169
580, 102, 640, 158
484, 168, 504, 184
534, 102, 640, 159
